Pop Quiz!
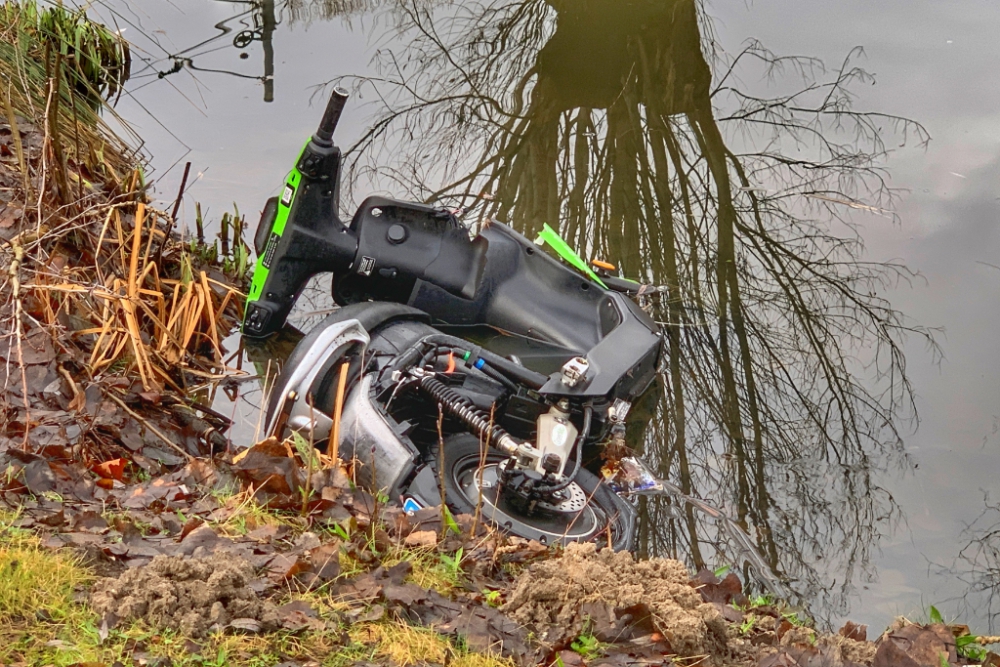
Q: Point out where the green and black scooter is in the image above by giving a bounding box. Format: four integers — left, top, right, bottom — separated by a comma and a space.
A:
242, 87, 665, 550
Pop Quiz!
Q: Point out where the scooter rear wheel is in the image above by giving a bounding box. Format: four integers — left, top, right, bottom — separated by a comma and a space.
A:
427, 434, 635, 551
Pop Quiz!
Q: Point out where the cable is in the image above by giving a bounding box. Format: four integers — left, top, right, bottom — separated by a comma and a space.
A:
415, 334, 549, 389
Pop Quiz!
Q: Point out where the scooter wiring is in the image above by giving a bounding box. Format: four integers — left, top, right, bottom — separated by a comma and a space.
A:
413, 334, 548, 389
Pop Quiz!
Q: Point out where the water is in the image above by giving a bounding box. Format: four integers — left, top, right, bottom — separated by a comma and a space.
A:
89, 0, 1000, 631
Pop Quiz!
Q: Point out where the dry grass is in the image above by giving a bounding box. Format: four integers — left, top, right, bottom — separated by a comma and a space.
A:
2, 0, 248, 400
210, 487, 306, 537
23, 200, 247, 392
348, 620, 516, 667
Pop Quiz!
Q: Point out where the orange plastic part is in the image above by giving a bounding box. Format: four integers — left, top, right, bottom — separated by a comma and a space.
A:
591, 259, 616, 271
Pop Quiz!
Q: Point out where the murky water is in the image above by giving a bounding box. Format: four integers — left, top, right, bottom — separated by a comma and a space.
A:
91, 0, 1000, 631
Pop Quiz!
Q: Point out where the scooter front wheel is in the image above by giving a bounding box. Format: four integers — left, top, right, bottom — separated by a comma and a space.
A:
426, 433, 636, 551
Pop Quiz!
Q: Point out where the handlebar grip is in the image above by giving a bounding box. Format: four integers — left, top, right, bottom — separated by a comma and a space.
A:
315, 86, 349, 144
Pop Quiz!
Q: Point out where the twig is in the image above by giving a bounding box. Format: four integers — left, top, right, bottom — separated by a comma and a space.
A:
1, 83, 29, 196
328, 360, 350, 467
155, 161, 190, 268
106, 392, 194, 461
437, 404, 447, 540
7, 238, 30, 447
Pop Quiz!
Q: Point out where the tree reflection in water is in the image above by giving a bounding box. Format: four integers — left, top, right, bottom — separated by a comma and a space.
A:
946, 496, 1000, 629
339, 0, 937, 620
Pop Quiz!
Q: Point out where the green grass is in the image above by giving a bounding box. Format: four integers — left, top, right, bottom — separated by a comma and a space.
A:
379, 544, 465, 596
346, 619, 515, 667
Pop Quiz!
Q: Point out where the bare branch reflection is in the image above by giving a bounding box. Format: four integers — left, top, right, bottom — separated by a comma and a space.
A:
339, 0, 937, 620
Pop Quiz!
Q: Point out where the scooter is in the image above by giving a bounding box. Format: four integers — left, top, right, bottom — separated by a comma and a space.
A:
243, 88, 663, 550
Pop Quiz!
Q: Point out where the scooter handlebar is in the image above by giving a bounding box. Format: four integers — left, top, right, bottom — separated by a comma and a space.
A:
314, 87, 349, 144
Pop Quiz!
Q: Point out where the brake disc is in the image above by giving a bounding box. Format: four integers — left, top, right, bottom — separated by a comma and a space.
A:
453, 460, 602, 545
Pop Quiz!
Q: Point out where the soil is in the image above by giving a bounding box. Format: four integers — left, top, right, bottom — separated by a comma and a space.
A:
90, 552, 281, 638
505, 542, 728, 657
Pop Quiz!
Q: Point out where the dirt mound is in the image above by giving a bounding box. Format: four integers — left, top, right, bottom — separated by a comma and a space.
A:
90, 552, 279, 637
504, 542, 728, 657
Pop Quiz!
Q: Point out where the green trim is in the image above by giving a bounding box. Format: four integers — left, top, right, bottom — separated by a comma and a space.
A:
534, 223, 608, 289
244, 146, 307, 321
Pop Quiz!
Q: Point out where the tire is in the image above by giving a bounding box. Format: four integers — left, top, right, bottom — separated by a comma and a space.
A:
428, 433, 636, 551
265, 303, 429, 425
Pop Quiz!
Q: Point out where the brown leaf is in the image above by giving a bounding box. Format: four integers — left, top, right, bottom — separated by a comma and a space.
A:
404, 530, 438, 548
947, 624, 969, 639
873, 638, 922, 667
92, 458, 126, 481
759, 650, 802, 667
559, 650, 585, 667
280, 609, 324, 633
137, 391, 162, 404
122, 478, 188, 509
68, 389, 87, 413
246, 524, 284, 543
72, 511, 109, 533
691, 569, 746, 605
22, 459, 56, 495
267, 553, 310, 581
839, 621, 868, 642
347, 604, 386, 623
308, 542, 341, 582
179, 517, 204, 539
383, 582, 427, 607
233, 440, 301, 495
875, 624, 957, 667
0, 204, 22, 229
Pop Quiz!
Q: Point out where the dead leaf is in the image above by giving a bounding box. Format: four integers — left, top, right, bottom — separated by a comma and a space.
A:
347, 603, 386, 623
267, 553, 310, 581
691, 569, 746, 605
179, 517, 204, 539
92, 458, 126, 481
839, 621, 868, 642
759, 650, 802, 667
874, 624, 957, 667
307, 541, 341, 582
228, 618, 262, 634
0, 204, 22, 229
404, 530, 437, 548
22, 459, 56, 494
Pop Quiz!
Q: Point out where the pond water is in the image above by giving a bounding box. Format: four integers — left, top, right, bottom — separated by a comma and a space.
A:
92, 0, 1000, 631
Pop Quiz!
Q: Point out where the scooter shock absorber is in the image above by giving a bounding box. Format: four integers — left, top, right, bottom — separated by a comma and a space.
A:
415, 374, 521, 456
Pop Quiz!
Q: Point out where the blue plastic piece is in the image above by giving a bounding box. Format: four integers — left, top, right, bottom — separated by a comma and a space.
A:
402, 496, 423, 515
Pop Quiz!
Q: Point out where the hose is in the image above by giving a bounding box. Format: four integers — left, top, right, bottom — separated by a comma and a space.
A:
415, 334, 549, 389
